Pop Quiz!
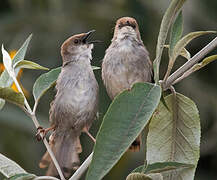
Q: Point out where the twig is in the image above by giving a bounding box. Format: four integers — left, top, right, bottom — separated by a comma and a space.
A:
12, 76, 65, 180
69, 152, 93, 180
34, 176, 60, 180
163, 36, 217, 89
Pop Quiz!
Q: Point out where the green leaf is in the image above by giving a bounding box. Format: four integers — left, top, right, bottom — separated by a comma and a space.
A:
153, 0, 186, 83
191, 55, 217, 72
0, 87, 24, 106
169, 11, 183, 57
86, 83, 161, 180
147, 93, 200, 180
13, 60, 49, 71
9, 173, 36, 180
0, 35, 32, 109
12, 34, 32, 66
33, 67, 61, 102
171, 31, 216, 64
0, 153, 27, 178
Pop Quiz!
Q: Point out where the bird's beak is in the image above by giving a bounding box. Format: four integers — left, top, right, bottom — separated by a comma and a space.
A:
82, 30, 95, 43
82, 30, 102, 44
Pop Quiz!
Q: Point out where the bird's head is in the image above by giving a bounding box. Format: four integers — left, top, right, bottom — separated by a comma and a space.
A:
113, 17, 141, 42
61, 30, 96, 63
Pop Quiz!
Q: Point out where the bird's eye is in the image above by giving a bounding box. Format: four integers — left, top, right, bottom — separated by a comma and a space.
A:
74, 39, 79, 44
118, 24, 122, 29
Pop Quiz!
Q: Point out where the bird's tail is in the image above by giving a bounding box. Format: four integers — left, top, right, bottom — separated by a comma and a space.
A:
129, 134, 141, 152
39, 130, 82, 178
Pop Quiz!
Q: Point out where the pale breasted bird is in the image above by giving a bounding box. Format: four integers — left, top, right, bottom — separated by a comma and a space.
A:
102, 17, 153, 151
39, 31, 99, 178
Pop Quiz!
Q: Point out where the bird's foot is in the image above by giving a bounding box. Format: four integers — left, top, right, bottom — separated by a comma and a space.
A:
35, 125, 56, 141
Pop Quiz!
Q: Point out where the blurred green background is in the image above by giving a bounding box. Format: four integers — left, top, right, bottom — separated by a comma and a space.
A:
0, 0, 217, 179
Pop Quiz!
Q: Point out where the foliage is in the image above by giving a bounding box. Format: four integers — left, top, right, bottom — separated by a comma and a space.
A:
0, 0, 217, 180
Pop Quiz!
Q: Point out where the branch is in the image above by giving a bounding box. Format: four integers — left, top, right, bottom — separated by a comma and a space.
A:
69, 152, 93, 180
162, 36, 217, 90
12, 76, 65, 180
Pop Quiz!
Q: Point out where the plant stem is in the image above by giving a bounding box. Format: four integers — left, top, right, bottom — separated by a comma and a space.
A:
69, 152, 93, 180
163, 36, 217, 89
12, 76, 65, 180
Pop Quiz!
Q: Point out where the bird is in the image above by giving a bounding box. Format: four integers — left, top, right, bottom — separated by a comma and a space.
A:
102, 17, 153, 151
39, 30, 99, 178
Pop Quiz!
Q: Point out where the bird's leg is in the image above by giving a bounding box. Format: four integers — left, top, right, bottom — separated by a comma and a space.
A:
36, 125, 56, 141
82, 127, 96, 143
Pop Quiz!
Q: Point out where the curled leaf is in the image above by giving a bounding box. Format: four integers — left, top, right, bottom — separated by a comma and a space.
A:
192, 55, 217, 72
13, 60, 49, 71
171, 31, 216, 63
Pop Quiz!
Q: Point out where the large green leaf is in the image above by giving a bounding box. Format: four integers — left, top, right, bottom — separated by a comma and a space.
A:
13, 60, 49, 71
86, 83, 161, 180
0, 87, 24, 106
153, 0, 186, 83
33, 67, 61, 102
0, 153, 27, 178
147, 93, 200, 180
0, 35, 32, 109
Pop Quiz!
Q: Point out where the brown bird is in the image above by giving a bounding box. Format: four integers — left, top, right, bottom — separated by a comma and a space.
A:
39, 30, 99, 178
102, 17, 153, 151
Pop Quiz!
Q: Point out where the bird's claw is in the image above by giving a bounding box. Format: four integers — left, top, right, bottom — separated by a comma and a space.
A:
35, 126, 46, 141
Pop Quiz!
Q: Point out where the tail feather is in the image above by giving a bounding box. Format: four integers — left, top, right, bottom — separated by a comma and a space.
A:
39, 130, 81, 178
